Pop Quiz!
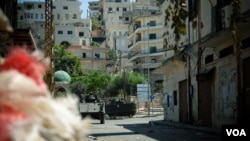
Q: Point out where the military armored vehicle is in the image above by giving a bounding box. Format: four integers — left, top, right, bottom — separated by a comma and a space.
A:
79, 94, 105, 124
105, 98, 136, 118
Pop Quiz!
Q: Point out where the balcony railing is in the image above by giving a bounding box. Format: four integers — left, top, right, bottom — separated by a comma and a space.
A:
128, 48, 165, 59
128, 37, 163, 49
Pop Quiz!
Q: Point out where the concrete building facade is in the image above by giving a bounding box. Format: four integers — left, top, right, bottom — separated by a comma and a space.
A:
17, 0, 92, 48
153, 0, 250, 128
67, 45, 114, 73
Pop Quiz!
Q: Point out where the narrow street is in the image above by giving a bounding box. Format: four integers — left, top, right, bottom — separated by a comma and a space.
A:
86, 115, 221, 141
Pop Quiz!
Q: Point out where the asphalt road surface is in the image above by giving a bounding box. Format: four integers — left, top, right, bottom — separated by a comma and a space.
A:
85, 115, 221, 141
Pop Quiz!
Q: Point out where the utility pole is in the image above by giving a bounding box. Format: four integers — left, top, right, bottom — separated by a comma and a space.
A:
44, 0, 54, 95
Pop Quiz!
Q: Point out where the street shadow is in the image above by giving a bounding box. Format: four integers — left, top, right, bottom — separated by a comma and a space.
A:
89, 123, 164, 140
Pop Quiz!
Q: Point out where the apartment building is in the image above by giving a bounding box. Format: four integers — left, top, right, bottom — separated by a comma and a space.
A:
17, 0, 92, 48
101, 0, 131, 51
88, 1, 100, 18
127, 0, 164, 85
67, 45, 114, 73
17, 1, 46, 49
53, 0, 92, 46
153, 0, 250, 128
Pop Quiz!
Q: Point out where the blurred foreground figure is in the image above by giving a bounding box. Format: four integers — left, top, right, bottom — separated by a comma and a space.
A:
0, 47, 90, 141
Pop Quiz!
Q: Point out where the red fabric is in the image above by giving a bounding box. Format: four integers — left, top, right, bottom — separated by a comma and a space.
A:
0, 103, 28, 141
0, 47, 47, 91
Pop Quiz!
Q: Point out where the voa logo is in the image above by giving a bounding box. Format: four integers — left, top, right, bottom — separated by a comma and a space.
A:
226, 129, 246, 136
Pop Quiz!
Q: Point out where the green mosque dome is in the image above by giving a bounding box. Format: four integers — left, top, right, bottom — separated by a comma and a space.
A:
54, 70, 71, 82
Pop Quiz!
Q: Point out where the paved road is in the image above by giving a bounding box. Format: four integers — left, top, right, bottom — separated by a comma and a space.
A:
86, 115, 221, 141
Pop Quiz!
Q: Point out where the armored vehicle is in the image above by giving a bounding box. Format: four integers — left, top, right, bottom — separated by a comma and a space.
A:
79, 94, 105, 124
105, 98, 136, 118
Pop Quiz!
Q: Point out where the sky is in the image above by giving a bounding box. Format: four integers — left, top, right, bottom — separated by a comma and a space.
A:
81, 0, 96, 18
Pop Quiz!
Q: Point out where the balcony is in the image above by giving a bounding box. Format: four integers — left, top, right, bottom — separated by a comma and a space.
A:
128, 48, 165, 61
128, 37, 163, 50
128, 23, 163, 39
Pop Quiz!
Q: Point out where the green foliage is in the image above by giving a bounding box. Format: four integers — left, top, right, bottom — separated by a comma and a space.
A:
54, 45, 84, 77
106, 50, 117, 60
91, 17, 101, 30
163, 1, 188, 50
70, 81, 87, 95
106, 71, 147, 97
90, 41, 101, 47
72, 70, 111, 96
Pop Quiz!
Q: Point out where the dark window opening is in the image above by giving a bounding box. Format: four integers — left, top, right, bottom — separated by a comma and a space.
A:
150, 47, 157, 53
63, 6, 68, 10
58, 31, 63, 34
149, 34, 156, 39
79, 32, 84, 37
26, 5, 33, 10
173, 90, 177, 105
242, 37, 250, 50
219, 45, 233, 58
82, 53, 86, 58
149, 21, 156, 26
205, 54, 214, 64
188, 0, 198, 20
167, 95, 170, 107
67, 31, 73, 35
95, 54, 100, 59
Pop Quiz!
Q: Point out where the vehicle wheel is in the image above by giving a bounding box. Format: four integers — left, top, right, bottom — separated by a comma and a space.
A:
100, 114, 105, 124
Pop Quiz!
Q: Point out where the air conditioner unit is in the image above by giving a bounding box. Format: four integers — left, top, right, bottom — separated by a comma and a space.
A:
221, 5, 232, 29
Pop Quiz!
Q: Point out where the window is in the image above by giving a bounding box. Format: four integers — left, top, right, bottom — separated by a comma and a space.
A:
35, 14, 38, 19
125, 17, 129, 21
65, 14, 69, 20
26, 5, 32, 10
150, 47, 157, 53
149, 34, 156, 39
63, 6, 68, 10
38, 5, 42, 8
58, 31, 63, 34
116, 7, 119, 11
95, 54, 100, 59
189, 0, 198, 20
108, 8, 112, 12
30, 14, 33, 19
57, 14, 60, 20
67, 31, 73, 35
167, 95, 170, 107
41, 14, 43, 19
149, 21, 156, 26
242, 37, 250, 50
123, 8, 127, 11
53, 6, 56, 9
205, 54, 214, 64
173, 90, 177, 105
73, 14, 77, 19
79, 32, 84, 37
25, 13, 29, 19
219, 45, 233, 58
82, 53, 86, 58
